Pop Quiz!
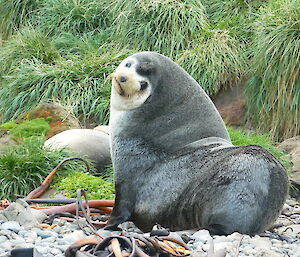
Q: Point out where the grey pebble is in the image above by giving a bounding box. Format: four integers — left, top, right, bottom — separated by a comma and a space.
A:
192, 229, 212, 243
0, 230, 13, 239
13, 243, 34, 249
10, 237, 26, 245
50, 248, 62, 255
1, 221, 21, 233
63, 230, 86, 242
0, 236, 7, 244
52, 218, 66, 226
0, 242, 12, 251
53, 226, 62, 233
56, 239, 70, 245
212, 235, 228, 243
0, 214, 8, 222
55, 245, 69, 252
35, 246, 50, 254
36, 230, 57, 239
41, 236, 56, 243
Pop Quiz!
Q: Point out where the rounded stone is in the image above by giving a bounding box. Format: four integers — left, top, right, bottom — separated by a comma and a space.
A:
0, 236, 7, 244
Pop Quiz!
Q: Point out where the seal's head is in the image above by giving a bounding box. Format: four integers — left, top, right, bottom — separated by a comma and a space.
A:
111, 55, 156, 111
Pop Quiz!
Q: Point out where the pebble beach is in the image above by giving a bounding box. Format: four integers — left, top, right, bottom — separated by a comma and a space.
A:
0, 198, 300, 257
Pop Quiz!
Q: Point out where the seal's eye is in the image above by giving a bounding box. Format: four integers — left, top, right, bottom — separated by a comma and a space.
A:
140, 81, 148, 91
125, 62, 131, 68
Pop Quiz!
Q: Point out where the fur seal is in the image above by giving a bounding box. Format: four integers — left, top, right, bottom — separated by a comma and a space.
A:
44, 129, 111, 174
107, 52, 289, 235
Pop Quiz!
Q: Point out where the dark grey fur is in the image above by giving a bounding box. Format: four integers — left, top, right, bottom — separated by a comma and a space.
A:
107, 52, 289, 235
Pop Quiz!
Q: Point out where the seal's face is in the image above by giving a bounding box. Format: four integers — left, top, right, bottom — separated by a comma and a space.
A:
111, 56, 153, 111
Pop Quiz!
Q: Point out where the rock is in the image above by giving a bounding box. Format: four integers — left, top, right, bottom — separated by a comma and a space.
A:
63, 230, 86, 242
0, 236, 7, 244
15, 199, 29, 208
278, 136, 300, 153
42, 236, 56, 243
0, 213, 8, 222
50, 248, 62, 255
10, 237, 26, 245
16, 209, 39, 229
192, 229, 212, 243
13, 243, 34, 249
34, 229, 57, 239
1, 221, 21, 232
277, 224, 300, 237
28, 208, 47, 224
212, 84, 246, 127
278, 136, 300, 199
17, 103, 81, 139
3, 202, 25, 221
3, 210, 18, 222
0, 241, 12, 250
35, 246, 50, 255
93, 125, 110, 134
250, 236, 273, 249
44, 129, 111, 174
225, 232, 242, 242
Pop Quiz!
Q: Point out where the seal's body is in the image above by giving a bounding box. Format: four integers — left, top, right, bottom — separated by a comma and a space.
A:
107, 52, 288, 235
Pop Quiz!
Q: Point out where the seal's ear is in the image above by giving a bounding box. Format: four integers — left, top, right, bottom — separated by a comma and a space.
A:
136, 61, 155, 76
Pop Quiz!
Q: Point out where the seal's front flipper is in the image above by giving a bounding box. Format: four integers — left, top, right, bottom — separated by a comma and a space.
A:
104, 199, 133, 230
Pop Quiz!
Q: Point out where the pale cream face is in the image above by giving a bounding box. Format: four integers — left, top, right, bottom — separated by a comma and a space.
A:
110, 56, 152, 111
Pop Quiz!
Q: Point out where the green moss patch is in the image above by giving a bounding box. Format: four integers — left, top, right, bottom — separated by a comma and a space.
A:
52, 171, 115, 200
0, 118, 50, 138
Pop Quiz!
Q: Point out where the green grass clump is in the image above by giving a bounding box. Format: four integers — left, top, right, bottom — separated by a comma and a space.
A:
0, 28, 60, 75
0, 0, 38, 39
203, 0, 266, 44
0, 46, 132, 124
32, 0, 112, 36
0, 118, 50, 138
110, 0, 208, 57
245, 0, 300, 141
227, 126, 290, 169
52, 171, 115, 200
0, 137, 91, 201
177, 29, 245, 94
52, 32, 112, 57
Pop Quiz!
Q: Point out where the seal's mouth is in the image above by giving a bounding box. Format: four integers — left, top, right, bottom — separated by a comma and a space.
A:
113, 77, 125, 96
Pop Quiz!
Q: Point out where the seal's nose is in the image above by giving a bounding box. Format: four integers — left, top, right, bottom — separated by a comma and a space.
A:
120, 76, 127, 83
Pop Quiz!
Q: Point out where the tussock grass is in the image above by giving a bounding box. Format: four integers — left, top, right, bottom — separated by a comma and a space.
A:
245, 0, 300, 141
177, 29, 245, 94
0, 0, 38, 39
51, 32, 114, 59
0, 28, 60, 75
32, 0, 112, 36
203, 0, 266, 43
0, 45, 132, 124
110, 0, 208, 57
0, 137, 91, 201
